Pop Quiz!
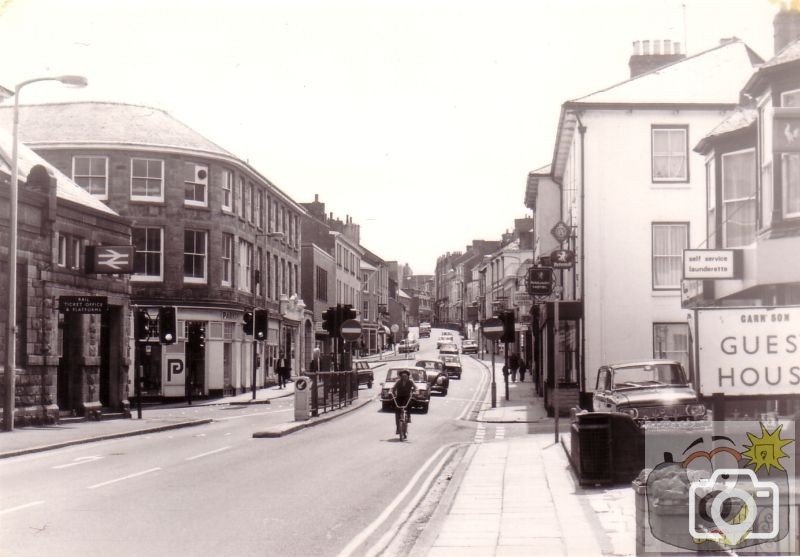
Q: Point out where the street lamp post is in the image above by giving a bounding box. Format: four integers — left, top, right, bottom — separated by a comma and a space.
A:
3, 75, 87, 432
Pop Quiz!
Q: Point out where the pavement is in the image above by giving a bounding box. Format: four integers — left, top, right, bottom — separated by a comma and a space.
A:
0, 353, 638, 557
414, 356, 637, 557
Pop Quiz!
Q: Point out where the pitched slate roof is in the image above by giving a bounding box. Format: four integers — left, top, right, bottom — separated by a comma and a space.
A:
762, 37, 800, 69
570, 40, 762, 106
694, 107, 757, 153
0, 129, 119, 216
0, 102, 235, 157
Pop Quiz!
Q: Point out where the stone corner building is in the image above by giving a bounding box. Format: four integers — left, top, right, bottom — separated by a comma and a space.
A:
1, 132, 132, 425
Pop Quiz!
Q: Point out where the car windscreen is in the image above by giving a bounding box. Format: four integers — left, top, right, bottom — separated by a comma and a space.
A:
441, 356, 459, 364
386, 368, 425, 382
612, 363, 686, 388
416, 361, 442, 370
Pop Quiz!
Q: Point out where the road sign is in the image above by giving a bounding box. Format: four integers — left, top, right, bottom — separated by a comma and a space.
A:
58, 296, 108, 314
85, 245, 135, 274
390, 324, 399, 333
482, 317, 504, 340
551, 249, 575, 269
550, 221, 570, 243
340, 319, 363, 341
528, 267, 553, 296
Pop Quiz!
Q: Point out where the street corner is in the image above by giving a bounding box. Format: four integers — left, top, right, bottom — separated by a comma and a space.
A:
252, 396, 374, 438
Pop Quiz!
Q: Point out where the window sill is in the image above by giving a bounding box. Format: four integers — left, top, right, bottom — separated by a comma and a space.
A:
651, 290, 680, 297
131, 276, 163, 283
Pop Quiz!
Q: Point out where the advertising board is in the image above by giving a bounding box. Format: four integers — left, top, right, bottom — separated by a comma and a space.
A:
696, 306, 800, 396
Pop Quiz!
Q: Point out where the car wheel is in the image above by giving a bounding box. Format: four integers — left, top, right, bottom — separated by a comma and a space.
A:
368, 381, 373, 389
382, 402, 391, 412
421, 403, 429, 414
442, 389, 448, 396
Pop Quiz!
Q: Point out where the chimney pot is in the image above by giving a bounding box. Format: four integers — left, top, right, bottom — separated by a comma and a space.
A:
315, 193, 319, 202
642, 40, 650, 55
654, 40, 662, 55
632, 40, 640, 55
673, 41, 681, 55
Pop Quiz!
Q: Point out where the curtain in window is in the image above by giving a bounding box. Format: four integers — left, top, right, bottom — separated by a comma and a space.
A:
652, 224, 687, 288
723, 151, 756, 247
653, 129, 687, 180
783, 153, 800, 216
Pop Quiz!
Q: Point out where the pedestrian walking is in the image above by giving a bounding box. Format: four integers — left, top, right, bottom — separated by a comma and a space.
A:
518, 358, 527, 382
509, 352, 520, 382
276, 353, 289, 389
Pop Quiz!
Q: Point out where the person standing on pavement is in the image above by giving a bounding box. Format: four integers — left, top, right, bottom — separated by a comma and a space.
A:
518, 357, 527, 382
276, 352, 288, 389
509, 352, 520, 382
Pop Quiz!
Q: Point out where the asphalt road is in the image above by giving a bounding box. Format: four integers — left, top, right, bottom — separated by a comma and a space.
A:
0, 333, 489, 557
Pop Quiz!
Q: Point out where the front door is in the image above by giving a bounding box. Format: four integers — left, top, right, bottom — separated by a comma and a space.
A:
57, 313, 82, 412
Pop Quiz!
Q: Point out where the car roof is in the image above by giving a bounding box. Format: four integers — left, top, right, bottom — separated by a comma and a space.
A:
605, 359, 682, 369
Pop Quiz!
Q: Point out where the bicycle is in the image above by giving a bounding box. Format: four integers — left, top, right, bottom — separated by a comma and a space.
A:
392, 395, 411, 441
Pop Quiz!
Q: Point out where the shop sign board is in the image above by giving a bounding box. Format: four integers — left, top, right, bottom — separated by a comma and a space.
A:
683, 249, 740, 279
550, 249, 575, 269
59, 296, 108, 314
774, 113, 800, 152
696, 306, 800, 396
550, 221, 570, 243
527, 267, 553, 296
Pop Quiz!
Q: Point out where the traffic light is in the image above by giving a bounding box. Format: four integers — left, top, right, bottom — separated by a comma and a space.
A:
321, 307, 337, 337
254, 309, 268, 341
158, 306, 177, 345
134, 310, 151, 341
188, 323, 206, 351
501, 310, 515, 344
243, 311, 254, 336
342, 304, 357, 321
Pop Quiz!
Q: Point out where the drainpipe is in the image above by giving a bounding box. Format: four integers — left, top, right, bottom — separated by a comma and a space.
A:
576, 113, 587, 400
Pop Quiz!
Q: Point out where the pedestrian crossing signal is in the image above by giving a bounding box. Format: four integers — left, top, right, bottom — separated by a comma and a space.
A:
254, 309, 268, 341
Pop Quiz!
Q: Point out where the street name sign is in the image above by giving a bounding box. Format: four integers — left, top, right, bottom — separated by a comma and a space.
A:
85, 245, 135, 274
340, 319, 363, 341
482, 317, 504, 340
59, 296, 108, 314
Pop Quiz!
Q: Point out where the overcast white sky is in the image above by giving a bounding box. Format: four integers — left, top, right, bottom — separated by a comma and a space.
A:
0, 0, 781, 274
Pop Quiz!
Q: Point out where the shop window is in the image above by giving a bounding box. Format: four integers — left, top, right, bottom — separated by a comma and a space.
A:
781, 88, 800, 107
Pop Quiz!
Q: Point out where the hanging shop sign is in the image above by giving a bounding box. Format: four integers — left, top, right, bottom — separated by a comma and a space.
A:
683, 249, 741, 279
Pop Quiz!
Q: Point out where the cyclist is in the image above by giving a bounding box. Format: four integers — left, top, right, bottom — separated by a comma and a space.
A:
391, 369, 417, 435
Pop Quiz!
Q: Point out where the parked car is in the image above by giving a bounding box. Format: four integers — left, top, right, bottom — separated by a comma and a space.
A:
439, 354, 462, 380
419, 323, 431, 338
592, 360, 706, 421
397, 339, 419, 353
351, 359, 374, 388
380, 366, 430, 413
415, 359, 449, 396
461, 339, 478, 354
438, 342, 459, 355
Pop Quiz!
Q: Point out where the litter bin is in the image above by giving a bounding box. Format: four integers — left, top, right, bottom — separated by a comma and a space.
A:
573, 412, 612, 485
294, 375, 312, 421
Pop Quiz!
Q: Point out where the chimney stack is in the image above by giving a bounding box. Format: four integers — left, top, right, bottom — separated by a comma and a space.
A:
629, 39, 685, 78
774, 5, 800, 55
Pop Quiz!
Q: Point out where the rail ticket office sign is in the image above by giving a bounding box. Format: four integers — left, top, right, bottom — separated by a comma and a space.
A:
58, 296, 108, 314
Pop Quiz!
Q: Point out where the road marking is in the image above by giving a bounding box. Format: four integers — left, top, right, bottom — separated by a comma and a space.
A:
455, 361, 489, 422
214, 408, 292, 421
52, 455, 103, 469
0, 501, 44, 515
496, 426, 506, 440
185, 446, 231, 461
337, 443, 459, 557
87, 467, 161, 490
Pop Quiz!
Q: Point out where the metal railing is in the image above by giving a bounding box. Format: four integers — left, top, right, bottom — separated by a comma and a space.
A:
306, 371, 359, 417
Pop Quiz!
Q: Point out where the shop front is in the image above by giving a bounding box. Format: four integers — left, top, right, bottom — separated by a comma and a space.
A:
534, 300, 583, 416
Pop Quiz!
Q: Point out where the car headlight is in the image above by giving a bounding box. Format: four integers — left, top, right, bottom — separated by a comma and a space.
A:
686, 403, 706, 417
619, 407, 639, 419
436, 377, 444, 385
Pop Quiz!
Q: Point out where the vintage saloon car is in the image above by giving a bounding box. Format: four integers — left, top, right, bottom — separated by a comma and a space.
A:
438, 342, 459, 356
351, 359, 374, 388
415, 359, 449, 396
439, 354, 462, 380
592, 360, 706, 421
380, 366, 430, 413
436, 333, 454, 349
461, 339, 478, 354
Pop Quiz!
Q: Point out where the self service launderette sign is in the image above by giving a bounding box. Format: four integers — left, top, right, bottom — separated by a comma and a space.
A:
697, 306, 800, 396
683, 249, 739, 279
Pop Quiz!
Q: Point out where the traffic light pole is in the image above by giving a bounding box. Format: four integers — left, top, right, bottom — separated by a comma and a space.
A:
504, 340, 510, 401
491, 342, 497, 408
